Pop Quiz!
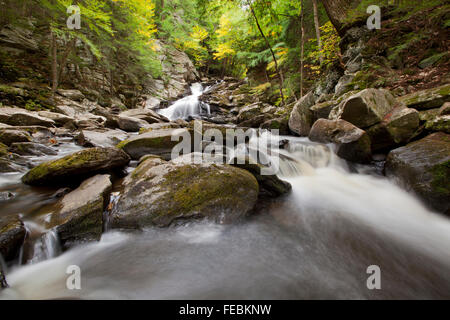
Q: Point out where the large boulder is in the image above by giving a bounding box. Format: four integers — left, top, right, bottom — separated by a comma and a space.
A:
75, 129, 129, 148
22, 147, 130, 186
309, 119, 372, 163
385, 132, 450, 215
117, 128, 192, 160
288, 91, 316, 136
260, 118, 289, 135
0, 107, 55, 127
0, 215, 26, 261
398, 84, 450, 110
111, 156, 259, 228
329, 89, 399, 128
48, 174, 112, 248
367, 107, 420, 152
37, 111, 75, 127
117, 115, 150, 132
0, 129, 32, 146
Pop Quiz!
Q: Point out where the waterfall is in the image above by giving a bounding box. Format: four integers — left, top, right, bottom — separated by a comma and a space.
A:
29, 229, 61, 264
158, 83, 210, 121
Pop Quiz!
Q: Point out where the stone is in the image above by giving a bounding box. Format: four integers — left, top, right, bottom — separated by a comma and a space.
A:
48, 174, 112, 247
75, 129, 129, 148
22, 147, 130, 186
0, 215, 26, 261
0, 129, 32, 146
9, 142, 57, 156
117, 128, 192, 160
329, 88, 399, 128
385, 133, 450, 215
117, 115, 150, 132
56, 89, 85, 102
398, 84, 450, 110
111, 156, 259, 228
288, 91, 316, 136
37, 111, 75, 127
0, 107, 55, 127
309, 119, 372, 163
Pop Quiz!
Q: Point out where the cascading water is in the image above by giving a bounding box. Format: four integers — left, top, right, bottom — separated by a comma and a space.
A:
2, 131, 450, 300
157, 83, 210, 121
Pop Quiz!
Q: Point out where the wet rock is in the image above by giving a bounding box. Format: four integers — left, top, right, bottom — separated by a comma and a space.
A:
0, 107, 55, 127
0, 192, 15, 201
288, 91, 316, 136
117, 128, 192, 160
0, 215, 26, 261
398, 84, 450, 110
48, 174, 112, 248
329, 89, 399, 128
117, 115, 150, 132
384, 107, 420, 144
0, 129, 32, 146
0, 264, 7, 289
309, 119, 372, 163
230, 156, 291, 197
9, 142, 57, 156
111, 156, 258, 228
386, 133, 450, 215
22, 147, 130, 186
75, 129, 129, 148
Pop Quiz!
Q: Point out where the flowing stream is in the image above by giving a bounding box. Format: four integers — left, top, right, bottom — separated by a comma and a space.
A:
1, 94, 450, 300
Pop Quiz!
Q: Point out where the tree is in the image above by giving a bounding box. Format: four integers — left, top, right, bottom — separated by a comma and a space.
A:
247, 0, 285, 106
312, 0, 323, 64
320, 0, 358, 35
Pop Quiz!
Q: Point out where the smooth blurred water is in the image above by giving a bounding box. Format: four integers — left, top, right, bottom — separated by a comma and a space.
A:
1, 134, 449, 300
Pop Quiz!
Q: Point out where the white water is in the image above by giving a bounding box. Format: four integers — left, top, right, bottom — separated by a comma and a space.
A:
1, 133, 450, 299
158, 83, 210, 120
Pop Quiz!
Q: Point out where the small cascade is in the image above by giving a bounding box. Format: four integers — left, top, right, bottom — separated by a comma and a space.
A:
103, 192, 121, 232
157, 83, 210, 120
29, 229, 61, 264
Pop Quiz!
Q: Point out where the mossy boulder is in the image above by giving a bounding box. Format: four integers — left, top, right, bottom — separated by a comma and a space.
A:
425, 115, 450, 134
0, 129, 32, 146
329, 88, 399, 129
0, 215, 26, 261
260, 118, 289, 135
309, 119, 372, 164
22, 147, 130, 186
117, 128, 192, 160
111, 156, 259, 228
48, 174, 112, 248
385, 132, 450, 215
398, 84, 450, 110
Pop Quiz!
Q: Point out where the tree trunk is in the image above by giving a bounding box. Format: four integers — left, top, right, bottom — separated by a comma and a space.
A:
312, 0, 323, 64
247, 1, 285, 106
300, 1, 305, 98
320, 0, 358, 36
51, 30, 58, 94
